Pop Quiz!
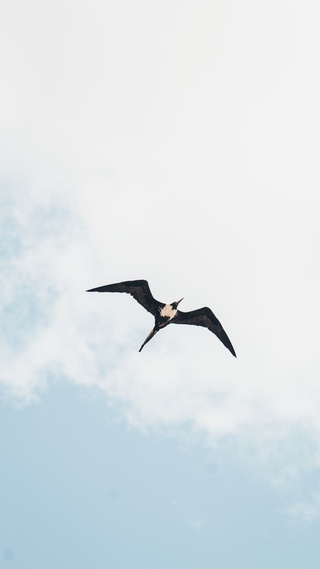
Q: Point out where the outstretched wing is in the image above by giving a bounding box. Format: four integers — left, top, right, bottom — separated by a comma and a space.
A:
173, 307, 237, 357
86, 279, 164, 316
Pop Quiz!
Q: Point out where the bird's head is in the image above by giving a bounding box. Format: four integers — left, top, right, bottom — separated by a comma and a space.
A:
171, 298, 184, 309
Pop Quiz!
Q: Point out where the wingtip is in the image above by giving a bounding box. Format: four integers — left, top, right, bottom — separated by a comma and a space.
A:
227, 340, 237, 358
227, 344, 237, 357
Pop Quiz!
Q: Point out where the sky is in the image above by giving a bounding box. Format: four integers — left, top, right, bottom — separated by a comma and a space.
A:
1, 0, 320, 567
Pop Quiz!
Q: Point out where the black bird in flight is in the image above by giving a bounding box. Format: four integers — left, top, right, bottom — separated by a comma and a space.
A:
86, 279, 236, 356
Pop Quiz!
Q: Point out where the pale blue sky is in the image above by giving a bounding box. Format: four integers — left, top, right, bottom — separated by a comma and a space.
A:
2, 382, 320, 569
1, 0, 320, 566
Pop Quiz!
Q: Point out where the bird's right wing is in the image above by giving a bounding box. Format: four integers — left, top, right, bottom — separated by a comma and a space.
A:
173, 307, 237, 357
86, 279, 164, 316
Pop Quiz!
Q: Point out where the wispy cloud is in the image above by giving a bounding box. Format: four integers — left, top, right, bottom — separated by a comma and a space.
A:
282, 494, 320, 523
173, 499, 206, 532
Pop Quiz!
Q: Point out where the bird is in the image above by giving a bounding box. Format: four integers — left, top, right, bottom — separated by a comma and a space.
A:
86, 279, 236, 356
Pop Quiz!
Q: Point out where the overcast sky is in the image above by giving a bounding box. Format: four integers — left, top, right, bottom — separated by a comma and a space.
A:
1, 0, 320, 567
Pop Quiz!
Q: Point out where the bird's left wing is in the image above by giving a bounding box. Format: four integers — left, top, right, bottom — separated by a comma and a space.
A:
86, 279, 164, 317
173, 307, 237, 357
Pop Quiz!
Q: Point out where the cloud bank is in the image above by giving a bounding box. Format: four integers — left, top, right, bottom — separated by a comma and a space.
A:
1, 0, 320, 479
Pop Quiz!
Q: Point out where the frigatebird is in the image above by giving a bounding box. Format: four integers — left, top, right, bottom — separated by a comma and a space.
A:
86, 279, 236, 356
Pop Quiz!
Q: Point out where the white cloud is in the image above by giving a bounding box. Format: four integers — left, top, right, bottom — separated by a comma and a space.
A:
282, 494, 320, 523
173, 499, 206, 532
1, 0, 320, 476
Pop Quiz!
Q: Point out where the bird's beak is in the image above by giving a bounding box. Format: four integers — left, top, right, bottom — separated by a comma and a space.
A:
177, 298, 184, 306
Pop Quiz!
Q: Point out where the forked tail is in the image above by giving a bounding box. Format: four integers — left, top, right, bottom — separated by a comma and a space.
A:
139, 327, 158, 352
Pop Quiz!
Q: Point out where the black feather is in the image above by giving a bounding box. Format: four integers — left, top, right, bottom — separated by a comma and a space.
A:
173, 307, 237, 357
86, 279, 164, 317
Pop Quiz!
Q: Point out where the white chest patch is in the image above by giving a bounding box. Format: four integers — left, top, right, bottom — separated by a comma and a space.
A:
160, 304, 176, 319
